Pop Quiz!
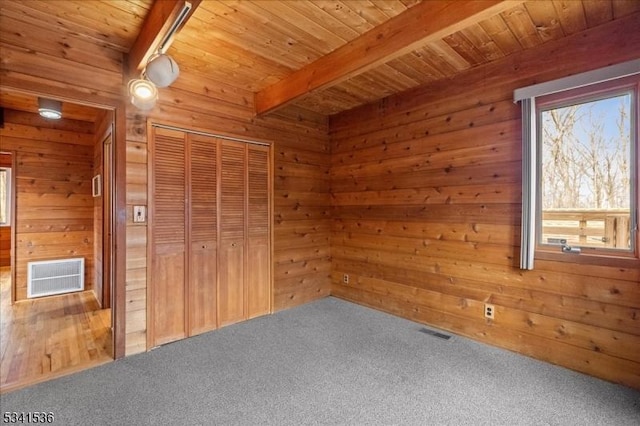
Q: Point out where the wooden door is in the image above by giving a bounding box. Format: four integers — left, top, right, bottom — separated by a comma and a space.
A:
150, 126, 271, 346
218, 141, 246, 326
150, 128, 187, 346
188, 134, 218, 335
247, 145, 271, 318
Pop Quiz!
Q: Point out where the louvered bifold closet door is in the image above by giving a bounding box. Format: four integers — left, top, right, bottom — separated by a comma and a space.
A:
188, 134, 218, 335
150, 128, 187, 346
218, 141, 246, 326
247, 145, 270, 318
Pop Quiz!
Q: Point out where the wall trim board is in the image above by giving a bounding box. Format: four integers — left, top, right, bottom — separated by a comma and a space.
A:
150, 122, 273, 147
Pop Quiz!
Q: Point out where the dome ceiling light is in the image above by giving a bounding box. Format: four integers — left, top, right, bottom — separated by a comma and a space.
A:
38, 98, 62, 120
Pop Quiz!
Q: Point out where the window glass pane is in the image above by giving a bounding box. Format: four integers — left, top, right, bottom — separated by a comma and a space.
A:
539, 92, 632, 250
0, 169, 7, 224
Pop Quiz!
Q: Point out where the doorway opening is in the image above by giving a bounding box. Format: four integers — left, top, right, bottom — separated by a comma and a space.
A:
0, 90, 118, 393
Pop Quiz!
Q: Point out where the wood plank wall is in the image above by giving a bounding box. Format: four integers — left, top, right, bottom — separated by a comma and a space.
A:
0, 7, 128, 355
329, 15, 640, 389
0, 6, 123, 104
2, 7, 330, 355
123, 71, 332, 355
0, 109, 96, 300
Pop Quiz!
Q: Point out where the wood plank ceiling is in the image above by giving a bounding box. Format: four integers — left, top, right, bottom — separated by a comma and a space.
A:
0, 89, 102, 123
1, 0, 639, 116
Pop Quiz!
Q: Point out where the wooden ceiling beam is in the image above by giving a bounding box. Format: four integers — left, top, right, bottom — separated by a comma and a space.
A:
255, 0, 524, 115
127, 0, 201, 77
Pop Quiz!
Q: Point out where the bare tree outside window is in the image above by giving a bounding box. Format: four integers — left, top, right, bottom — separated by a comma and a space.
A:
539, 93, 632, 250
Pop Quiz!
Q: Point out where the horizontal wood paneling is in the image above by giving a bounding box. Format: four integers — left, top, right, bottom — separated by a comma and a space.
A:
124, 102, 331, 356
0, 110, 95, 300
329, 15, 640, 389
2, 109, 95, 133
6, 1, 636, 389
0, 43, 122, 102
124, 113, 147, 356
0, 3, 127, 114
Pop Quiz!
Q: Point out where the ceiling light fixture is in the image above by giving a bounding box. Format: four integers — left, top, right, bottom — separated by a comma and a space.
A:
128, 78, 158, 111
145, 53, 180, 88
156, 1, 192, 55
128, 1, 192, 110
38, 98, 62, 120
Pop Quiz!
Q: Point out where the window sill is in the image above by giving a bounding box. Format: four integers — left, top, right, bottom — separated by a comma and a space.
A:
535, 249, 640, 268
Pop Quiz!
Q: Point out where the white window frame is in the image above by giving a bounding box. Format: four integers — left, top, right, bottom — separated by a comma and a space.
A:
0, 167, 11, 227
515, 59, 640, 270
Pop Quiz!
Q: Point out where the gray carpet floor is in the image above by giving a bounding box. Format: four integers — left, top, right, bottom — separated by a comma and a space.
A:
2, 297, 639, 425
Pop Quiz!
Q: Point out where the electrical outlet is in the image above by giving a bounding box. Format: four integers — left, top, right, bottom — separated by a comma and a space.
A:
484, 303, 495, 320
343, 274, 349, 284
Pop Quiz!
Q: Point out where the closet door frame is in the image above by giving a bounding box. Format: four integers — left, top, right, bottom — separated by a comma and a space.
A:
146, 121, 273, 350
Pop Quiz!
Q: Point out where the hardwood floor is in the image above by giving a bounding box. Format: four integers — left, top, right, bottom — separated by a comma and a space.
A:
0, 268, 112, 393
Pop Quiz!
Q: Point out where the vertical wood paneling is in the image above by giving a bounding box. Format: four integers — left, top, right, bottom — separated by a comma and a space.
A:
329, 15, 640, 389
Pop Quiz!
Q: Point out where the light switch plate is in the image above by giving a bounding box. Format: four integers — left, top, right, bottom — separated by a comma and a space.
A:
133, 205, 147, 223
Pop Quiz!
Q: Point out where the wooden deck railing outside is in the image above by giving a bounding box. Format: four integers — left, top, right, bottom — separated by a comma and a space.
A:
541, 209, 631, 249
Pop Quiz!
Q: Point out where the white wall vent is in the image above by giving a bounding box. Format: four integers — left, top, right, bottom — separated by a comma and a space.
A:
27, 258, 85, 298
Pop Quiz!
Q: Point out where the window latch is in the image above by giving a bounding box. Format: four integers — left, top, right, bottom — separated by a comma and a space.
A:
561, 244, 581, 254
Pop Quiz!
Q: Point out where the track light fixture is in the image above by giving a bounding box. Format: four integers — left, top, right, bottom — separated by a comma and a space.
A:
128, 1, 191, 110
128, 52, 179, 111
38, 98, 62, 120
145, 53, 180, 88
128, 78, 158, 111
